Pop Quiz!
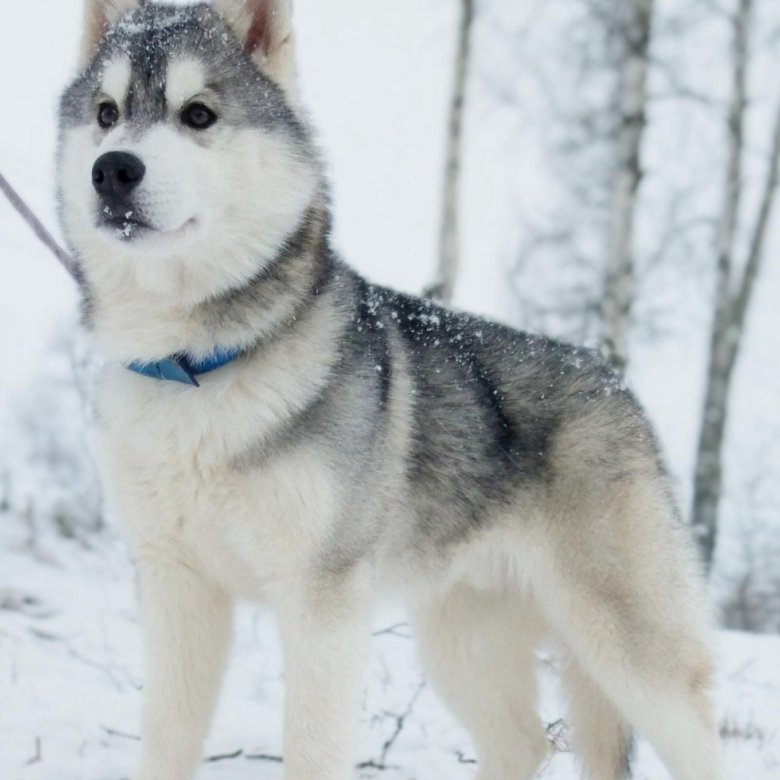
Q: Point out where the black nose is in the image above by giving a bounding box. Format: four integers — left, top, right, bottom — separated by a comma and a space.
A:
92, 151, 145, 201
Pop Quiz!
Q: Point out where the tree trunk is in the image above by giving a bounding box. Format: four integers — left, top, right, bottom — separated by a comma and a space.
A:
601, 0, 654, 372
425, 0, 474, 304
691, 0, 780, 570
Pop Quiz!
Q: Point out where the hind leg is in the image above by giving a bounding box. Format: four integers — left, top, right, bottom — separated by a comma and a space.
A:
410, 584, 549, 780
536, 480, 726, 780
562, 656, 633, 779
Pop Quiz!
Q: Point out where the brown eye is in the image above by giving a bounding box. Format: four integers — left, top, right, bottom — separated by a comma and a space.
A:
181, 102, 217, 130
97, 101, 119, 129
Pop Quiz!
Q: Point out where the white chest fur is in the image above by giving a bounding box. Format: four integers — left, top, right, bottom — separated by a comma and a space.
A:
94, 335, 341, 601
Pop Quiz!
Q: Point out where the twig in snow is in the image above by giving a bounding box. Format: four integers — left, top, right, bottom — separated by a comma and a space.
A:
356, 758, 398, 772
545, 718, 570, 752
31, 631, 131, 692
536, 717, 571, 774
245, 752, 283, 762
26, 737, 42, 765
101, 725, 141, 741
357, 679, 426, 771
205, 749, 243, 762
64, 642, 126, 691
28, 628, 63, 641
372, 623, 412, 639
720, 715, 772, 745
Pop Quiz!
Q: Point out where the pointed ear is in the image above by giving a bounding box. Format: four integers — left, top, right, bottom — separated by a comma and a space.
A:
79, 0, 140, 67
214, 0, 299, 100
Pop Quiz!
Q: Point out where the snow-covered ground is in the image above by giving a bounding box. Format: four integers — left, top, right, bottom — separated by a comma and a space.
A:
1, 519, 778, 780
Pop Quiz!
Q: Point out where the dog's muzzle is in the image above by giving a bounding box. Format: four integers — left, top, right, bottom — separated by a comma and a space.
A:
92, 151, 149, 232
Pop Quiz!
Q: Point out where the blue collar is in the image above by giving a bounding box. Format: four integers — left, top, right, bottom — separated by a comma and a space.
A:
126, 346, 244, 387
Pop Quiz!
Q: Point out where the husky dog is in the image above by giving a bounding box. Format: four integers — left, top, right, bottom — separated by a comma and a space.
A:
57, 1, 726, 778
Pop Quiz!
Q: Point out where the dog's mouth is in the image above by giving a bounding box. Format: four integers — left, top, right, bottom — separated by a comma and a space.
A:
97, 208, 196, 243
98, 206, 150, 240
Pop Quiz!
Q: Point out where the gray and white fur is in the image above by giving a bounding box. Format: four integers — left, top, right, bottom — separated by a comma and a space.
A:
57, 1, 728, 779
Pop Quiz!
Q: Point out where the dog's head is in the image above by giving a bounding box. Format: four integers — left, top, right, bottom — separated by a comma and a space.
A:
58, 0, 320, 305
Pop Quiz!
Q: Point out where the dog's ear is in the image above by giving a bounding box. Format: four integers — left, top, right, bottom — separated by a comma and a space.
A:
79, 0, 140, 67
214, 0, 299, 101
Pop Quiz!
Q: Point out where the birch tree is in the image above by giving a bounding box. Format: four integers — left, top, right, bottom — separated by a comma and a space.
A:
425, 0, 474, 304
691, 0, 780, 569
503, 0, 659, 354
601, 0, 654, 372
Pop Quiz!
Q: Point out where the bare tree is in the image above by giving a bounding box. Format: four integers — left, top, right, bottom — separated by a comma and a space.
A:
601, 0, 654, 371
425, 0, 474, 304
691, 0, 780, 569
502, 0, 660, 352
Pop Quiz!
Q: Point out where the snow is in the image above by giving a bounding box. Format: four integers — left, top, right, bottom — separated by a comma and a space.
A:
1, 519, 779, 779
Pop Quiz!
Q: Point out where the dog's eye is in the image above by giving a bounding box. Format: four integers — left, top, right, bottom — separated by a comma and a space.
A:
97, 101, 120, 129
181, 103, 217, 130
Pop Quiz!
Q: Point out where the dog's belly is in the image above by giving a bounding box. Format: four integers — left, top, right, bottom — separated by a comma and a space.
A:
95, 374, 343, 602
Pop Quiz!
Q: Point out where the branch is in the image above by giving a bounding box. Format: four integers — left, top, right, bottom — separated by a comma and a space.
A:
650, 56, 721, 109
25, 737, 42, 766
200, 748, 283, 763
100, 725, 140, 741
245, 752, 283, 762
372, 622, 412, 639
0, 170, 80, 282
729, 92, 780, 330
205, 749, 244, 762
357, 679, 426, 771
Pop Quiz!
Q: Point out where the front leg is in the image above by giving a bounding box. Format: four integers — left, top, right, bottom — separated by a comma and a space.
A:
278, 567, 373, 780
134, 553, 233, 780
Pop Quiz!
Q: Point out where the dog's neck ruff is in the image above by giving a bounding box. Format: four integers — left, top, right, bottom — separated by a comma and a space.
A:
126, 346, 244, 387
117, 203, 330, 388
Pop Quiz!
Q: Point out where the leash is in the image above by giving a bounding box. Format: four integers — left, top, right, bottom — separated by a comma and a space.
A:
0, 171, 243, 386
0, 170, 80, 282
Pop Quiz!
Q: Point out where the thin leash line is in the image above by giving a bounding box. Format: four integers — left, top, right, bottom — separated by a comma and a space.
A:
1, 168, 242, 385
0, 169, 79, 282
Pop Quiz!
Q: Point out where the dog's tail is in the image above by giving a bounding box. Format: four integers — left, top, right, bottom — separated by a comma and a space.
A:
563, 656, 634, 778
